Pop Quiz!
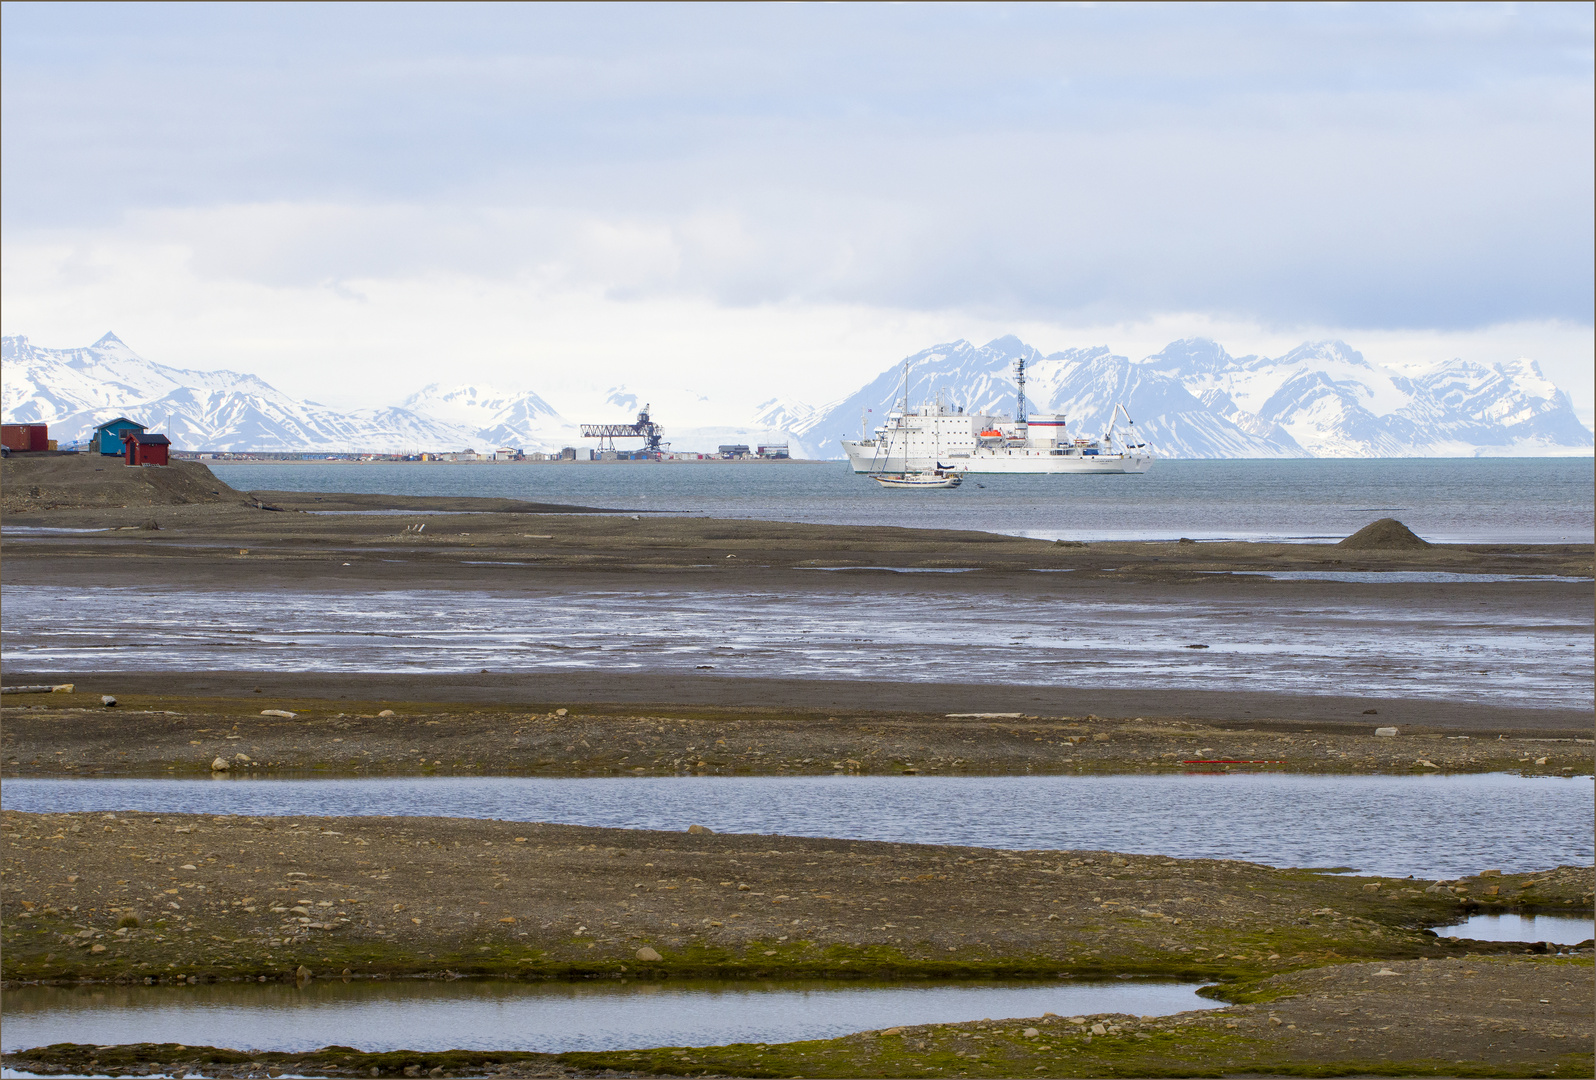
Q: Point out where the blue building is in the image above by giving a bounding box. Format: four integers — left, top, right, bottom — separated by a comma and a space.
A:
92, 417, 147, 455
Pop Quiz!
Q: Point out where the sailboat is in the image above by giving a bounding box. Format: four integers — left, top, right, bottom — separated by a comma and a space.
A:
866, 361, 965, 490
870, 467, 963, 489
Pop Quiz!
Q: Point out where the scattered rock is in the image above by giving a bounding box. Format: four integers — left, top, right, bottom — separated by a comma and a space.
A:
687, 824, 714, 835
1023, 1027, 1041, 1037
1374, 727, 1399, 737
1415, 759, 1439, 768
209, 757, 230, 772
260, 709, 297, 719
100, 695, 117, 707
295, 965, 313, 982
1339, 518, 1430, 550
378, 709, 396, 717
89, 943, 106, 953
635, 946, 663, 962
1362, 708, 1379, 715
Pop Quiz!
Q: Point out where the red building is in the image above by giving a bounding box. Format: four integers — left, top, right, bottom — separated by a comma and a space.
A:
1, 423, 50, 452
122, 431, 172, 466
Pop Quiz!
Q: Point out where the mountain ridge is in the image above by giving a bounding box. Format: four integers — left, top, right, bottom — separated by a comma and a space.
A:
3, 332, 1589, 458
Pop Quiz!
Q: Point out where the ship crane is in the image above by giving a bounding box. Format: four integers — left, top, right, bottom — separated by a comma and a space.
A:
580, 404, 666, 456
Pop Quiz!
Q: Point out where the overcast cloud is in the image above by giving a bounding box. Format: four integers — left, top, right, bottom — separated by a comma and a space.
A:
3, 2, 1591, 419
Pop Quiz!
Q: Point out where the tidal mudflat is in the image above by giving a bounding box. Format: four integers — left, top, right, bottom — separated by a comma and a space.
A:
2, 455, 1592, 1077
4, 808, 1591, 988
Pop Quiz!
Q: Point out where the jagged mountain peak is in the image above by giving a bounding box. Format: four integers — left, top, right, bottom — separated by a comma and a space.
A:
1139, 337, 1234, 372
978, 334, 1044, 359
1273, 339, 1371, 370
1047, 344, 1121, 365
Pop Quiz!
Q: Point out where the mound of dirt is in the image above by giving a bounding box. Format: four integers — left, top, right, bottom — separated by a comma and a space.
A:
1338, 517, 1431, 550
1, 453, 245, 513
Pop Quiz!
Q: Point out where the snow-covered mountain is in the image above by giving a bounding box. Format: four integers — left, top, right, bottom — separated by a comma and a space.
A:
5, 331, 1588, 458
794, 335, 1592, 459
3, 334, 478, 454
398, 383, 578, 452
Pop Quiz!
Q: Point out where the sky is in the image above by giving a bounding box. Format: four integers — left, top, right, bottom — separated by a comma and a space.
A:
3, 2, 1592, 425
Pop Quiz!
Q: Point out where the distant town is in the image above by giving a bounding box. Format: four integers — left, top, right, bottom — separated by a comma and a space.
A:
169, 443, 808, 463
5, 416, 812, 464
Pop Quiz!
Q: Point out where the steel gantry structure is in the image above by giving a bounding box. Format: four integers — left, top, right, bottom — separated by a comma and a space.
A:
580, 405, 666, 455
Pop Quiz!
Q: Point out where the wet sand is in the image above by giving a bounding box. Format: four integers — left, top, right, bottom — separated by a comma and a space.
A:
5, 488, 1592, 733
3, 695, 1593, 778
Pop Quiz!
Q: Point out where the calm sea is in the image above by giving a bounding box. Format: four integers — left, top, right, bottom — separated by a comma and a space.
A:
209, 458, 1595, 543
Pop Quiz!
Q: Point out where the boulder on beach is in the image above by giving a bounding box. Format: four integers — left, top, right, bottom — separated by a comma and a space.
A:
1339, 518, 1430, 550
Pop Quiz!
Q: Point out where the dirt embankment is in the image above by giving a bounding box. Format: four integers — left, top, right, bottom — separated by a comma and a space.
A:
4, 809, 1590, 990
1, 452, 244, 513
3, 698, 1592, 778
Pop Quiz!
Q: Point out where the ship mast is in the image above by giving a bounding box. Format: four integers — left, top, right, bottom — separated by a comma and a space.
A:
1013, 357, 1028, 429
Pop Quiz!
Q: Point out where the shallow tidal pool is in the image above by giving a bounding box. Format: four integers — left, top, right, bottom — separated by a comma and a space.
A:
6, 771, 1591, 879
0, 976, 1214, 1055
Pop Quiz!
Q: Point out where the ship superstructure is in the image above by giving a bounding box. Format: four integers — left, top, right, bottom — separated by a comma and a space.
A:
841, 358, 1154, 475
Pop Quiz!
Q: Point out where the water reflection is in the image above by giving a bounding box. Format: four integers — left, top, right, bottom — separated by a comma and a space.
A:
0, 977, 1215, 1054
1432, 913, 1594, 946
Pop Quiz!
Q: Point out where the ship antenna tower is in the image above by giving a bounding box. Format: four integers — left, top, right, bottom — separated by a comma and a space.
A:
1013, 357, 1028, 427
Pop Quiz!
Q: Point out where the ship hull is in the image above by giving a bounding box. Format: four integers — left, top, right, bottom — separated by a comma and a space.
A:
842, 441, 1153, 475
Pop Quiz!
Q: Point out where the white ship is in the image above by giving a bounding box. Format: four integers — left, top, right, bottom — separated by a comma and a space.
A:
842, 358, 1154, 475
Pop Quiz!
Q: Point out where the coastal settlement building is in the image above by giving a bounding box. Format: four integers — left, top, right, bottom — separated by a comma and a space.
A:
122, 430, 172, 466
1, 423, 52, 453
92, 417, 147, 455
